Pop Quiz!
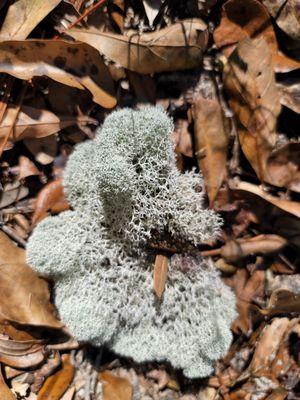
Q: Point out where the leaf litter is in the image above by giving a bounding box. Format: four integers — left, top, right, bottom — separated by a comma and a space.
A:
0, 0, 299, 399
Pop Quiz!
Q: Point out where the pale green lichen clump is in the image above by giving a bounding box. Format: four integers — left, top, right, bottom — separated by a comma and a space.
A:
27, 107, 236, 378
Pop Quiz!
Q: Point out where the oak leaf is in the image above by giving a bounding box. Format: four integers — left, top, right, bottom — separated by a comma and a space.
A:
99, 371, 133, 400
68, 19, 208, 74
0, 40, 116, 108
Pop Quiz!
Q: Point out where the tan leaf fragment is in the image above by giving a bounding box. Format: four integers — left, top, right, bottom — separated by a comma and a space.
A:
153, 254, 168, 299
142, 0, 165, 26
223, 37, 281, 183
37, 354, 75, 400
192, 97, 229, 205
99, 370, 133, 400
0, 0, 62, 40
0, 40, 116, 108
68, 19, 208, 74
0, 231, 25, 264
18, 156, 40, 180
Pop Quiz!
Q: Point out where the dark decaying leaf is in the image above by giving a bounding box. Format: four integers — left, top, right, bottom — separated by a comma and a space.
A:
223, 37, 281, 184
68, 19, 209, 74
0, 40, 116, 108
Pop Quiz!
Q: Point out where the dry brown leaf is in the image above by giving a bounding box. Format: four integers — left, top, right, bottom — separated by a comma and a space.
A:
24, 135, 58, 165
32, 178, 69, 226
223, 37, 281, 183
0, 105, 97, 144
0, 40, 116, 108
0, 0, 62, 40
18, 156, 40, 180
0, 182, 29, 209
0, 369, 15, 400
229, 179, 300, 218
153, 254, 168, 299
0, 261, 63, 328
263, 0, 300, 41
277, 81, 300, 114
99, 370, 133, 400
192, 97, 229, 205
0, 335, 45, 369
214, 0, 300, 72
0, 231, 25, 265
37, 354, 74, 400
68, 19, 208, 74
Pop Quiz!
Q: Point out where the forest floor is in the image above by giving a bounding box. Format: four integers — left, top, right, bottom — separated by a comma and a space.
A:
0, 0, 299, 399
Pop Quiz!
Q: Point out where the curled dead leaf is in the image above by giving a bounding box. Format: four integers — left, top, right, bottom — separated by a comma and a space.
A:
0, 40, 116, 108
68, 19, 208, 74
0, 334, 45, 369
32, 178, 69, 226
